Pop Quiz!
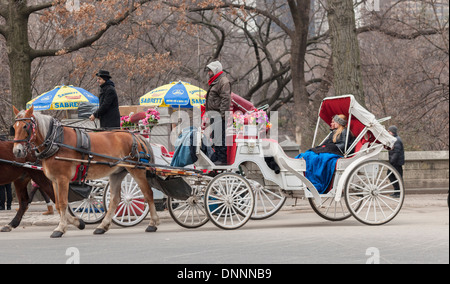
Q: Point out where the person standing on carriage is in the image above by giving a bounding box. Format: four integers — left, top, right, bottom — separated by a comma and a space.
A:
205, 61, 231, 165
89, 70, 121, 129
387, 125, 405, 198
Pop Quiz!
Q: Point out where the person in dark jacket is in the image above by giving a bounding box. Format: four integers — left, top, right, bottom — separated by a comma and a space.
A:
388, 125, 405, 197
89, 70, 120, 129
205, 61, 231, 165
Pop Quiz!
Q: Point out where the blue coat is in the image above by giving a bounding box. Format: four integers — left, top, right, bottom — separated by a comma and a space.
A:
170, 127, 198, 167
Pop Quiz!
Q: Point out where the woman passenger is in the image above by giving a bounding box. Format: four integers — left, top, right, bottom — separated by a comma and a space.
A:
320, 114, 353, 154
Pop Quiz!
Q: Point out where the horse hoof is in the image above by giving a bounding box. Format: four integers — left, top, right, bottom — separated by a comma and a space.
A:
50, 231, 64, 238
93, 228, 106, 235
78, 219, 85, 230
1, 226, 12, 232
145, 226, 157, 232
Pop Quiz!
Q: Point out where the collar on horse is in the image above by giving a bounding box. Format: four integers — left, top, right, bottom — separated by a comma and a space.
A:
12, 115, 64, 160
35, 118, 65, 160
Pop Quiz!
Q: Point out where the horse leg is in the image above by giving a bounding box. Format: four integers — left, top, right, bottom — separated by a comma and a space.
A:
129, 170, 159, 233
1, 176, 31, 232
51, 178, 85, 238
94, 170, 127, 235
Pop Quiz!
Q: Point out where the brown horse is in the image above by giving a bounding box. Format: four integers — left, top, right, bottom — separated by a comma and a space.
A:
12, 106, 160, 238
0, 141, 55, 232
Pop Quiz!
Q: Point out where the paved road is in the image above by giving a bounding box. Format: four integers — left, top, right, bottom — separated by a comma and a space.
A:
0, 194, 448, 264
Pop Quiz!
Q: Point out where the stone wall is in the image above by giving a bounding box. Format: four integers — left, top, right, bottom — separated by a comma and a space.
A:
380, 151, 449, 193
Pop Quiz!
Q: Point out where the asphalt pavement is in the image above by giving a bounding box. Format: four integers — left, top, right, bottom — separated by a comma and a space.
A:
0, 193, 448, 264
0, 193, 447, 228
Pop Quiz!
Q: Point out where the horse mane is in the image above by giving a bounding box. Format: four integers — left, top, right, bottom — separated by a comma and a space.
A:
16, 110, 53, 138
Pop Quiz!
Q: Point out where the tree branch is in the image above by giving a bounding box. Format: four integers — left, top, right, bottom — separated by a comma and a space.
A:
358, 24, 448, 40
164, 0, 295, 37
25, 1, 54, 14
30, 0, 153, 59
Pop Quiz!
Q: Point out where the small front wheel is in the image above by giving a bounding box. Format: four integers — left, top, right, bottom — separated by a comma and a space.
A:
103, 174, 150, 227
250, 180, 286, 220
308, 193, 353, 222
68, 179, 107, 224
168, 176, 211, 229
205, 172, 255, 230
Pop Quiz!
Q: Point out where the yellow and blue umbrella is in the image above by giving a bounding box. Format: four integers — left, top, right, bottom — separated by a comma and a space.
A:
139, 81, 206, 108
26, 85, 99, 111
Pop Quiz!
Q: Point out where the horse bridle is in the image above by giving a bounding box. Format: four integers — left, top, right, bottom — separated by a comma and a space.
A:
11, 117, 37, 145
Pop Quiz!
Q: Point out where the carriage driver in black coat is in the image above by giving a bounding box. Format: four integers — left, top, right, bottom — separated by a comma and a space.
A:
89, 70, 121, 129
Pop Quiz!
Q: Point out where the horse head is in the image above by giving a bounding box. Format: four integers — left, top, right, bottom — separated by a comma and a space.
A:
12, 106, 37, 158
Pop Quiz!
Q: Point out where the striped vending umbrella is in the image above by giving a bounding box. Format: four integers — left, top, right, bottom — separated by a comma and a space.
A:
26, 85, 99, 111
139, 81, 206, 108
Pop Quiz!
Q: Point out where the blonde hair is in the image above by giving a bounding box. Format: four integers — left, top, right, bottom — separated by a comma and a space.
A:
333, 114, 347, 143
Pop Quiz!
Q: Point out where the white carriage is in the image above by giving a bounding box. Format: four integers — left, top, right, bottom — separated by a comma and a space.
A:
169, 94, 405, 230
69, 94, 405, 230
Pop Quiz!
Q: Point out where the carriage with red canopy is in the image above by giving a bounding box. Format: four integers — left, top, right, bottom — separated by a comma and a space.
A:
169, 94, 405, 229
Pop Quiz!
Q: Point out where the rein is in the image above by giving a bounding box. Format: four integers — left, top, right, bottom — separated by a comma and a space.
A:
12, 115, 203, 174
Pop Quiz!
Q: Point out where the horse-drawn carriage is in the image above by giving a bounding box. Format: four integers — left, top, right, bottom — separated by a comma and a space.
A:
8, 94, 405, 237
168, 94, 405, 230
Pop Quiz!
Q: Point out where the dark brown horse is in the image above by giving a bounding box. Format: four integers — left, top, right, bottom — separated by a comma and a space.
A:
12, 106, 160, 238
0, 140, 55, 232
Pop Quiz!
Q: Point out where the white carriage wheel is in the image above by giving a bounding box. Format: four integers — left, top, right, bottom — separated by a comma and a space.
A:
344, 160, 405, 225
249, 180, 286, 220
308, 193, 353, 222
103, 174, 150, 227
205, 172, 255, 230
68, 180, 107, 224
167, 176, 211, 229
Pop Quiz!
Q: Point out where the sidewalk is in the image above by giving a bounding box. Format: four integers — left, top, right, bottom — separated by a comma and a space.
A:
0, 193, 448, 228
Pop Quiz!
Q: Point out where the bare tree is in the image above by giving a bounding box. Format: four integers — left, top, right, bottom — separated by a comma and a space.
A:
326, 0, 365, 105
0, 0, 153, 109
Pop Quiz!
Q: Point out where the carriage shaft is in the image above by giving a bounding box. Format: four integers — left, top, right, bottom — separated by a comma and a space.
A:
54, 156, 201, 177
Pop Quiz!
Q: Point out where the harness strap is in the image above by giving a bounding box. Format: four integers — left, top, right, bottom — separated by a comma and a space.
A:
73, 128, 92, 184
35, 119, 64, 160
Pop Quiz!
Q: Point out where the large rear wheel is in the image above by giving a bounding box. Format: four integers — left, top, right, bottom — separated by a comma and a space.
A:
344, 160, 405, 225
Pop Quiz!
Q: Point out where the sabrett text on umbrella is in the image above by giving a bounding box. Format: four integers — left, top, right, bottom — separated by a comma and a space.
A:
191, 99, 206, 105
54, 102, 79, 109
140, 98, 163, 104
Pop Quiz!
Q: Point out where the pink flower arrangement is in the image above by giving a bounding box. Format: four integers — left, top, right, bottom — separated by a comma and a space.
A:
120, 115, 135, 128
139, 108, 160, 126
233, 110, 271, 131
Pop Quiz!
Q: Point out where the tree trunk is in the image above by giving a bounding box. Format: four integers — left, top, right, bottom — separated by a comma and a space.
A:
327, 0, 365, 106
5, 1, 33, 109
289, 0, 315, 149
291, 38, 315, 149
